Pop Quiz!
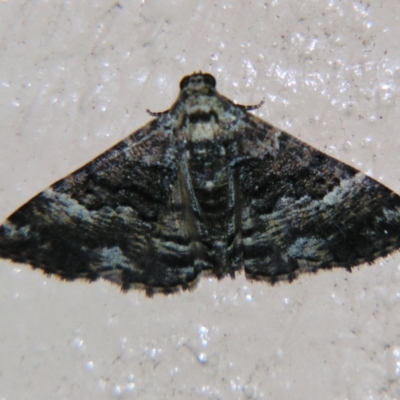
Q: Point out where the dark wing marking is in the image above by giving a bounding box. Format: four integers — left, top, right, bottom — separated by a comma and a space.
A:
0, 117, 204, 295
235, 113, 400, 283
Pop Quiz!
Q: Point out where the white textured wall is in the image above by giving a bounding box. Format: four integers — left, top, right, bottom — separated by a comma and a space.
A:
0, 1, 400, 399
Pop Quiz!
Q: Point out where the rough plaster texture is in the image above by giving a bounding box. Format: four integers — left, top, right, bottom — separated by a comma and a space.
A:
0, 1, 400, 399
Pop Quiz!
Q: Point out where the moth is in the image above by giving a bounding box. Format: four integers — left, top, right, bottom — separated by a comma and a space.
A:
1, 72, 400, 295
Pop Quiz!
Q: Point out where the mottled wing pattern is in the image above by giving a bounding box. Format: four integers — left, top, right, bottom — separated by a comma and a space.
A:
2, 72, 400, 294
235, 113, 400, 282
0, 117, 204, 294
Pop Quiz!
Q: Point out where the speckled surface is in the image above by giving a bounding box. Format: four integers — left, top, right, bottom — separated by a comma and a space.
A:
0, 1, 400, 399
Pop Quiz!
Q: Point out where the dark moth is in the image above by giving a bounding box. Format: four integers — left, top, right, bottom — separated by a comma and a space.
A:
1, 73, 400, 295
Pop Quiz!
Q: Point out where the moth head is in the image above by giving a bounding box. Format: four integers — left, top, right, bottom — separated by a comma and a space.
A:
179, 73, 216, 92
